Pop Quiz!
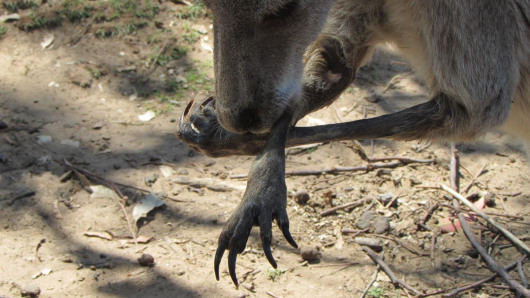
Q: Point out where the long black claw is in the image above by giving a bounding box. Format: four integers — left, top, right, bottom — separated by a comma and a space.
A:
278, 213, 298, 248
228, 249, 239, 286
200, 96, 215, 109
214, 246, 225, 281
184, 99, 194, 116
263, 242, 277, 268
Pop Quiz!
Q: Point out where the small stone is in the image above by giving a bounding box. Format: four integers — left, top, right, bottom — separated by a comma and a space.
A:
484, 192, 496, 207
409, 175, 423, 186
177, 168, 189, 175
294, 191, 310, 205
300, 245, 321, 261
356, 211, 375, 230
177, 270, 185, 276
376, 169, 392, 177
354, 237, 383, 252
20, 284, 40, 297
373, 217, 390, 234
137, 254, 155, 267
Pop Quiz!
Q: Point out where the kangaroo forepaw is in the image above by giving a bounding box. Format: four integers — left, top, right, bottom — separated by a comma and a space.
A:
177, 97, 267, 157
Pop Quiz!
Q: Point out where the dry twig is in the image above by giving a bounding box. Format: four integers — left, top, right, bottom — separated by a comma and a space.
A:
441, 184, 530, 256
56, 159, 186, 202
447, 216, 529, 297
320, 199, 367, 217
361, 264, 380, 298
362, 247, 422, 296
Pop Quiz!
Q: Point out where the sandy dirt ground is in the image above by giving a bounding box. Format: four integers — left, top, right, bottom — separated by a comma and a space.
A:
0, 2, 529, 297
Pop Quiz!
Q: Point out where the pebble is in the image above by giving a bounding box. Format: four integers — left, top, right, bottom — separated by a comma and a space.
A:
409, 175, 423, 186
372, 217, 390, 234
354, 237, 383, 252
300, 246, 321, 261
137, 254, 155, 267
356, 211, 375, 230
294, 191, 310, 205
20, 284, 40, 297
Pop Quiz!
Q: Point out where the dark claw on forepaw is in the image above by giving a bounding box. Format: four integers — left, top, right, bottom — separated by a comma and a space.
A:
177, 96, 267, 157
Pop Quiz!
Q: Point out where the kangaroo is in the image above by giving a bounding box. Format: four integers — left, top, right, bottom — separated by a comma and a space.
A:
178, 0, 530, 287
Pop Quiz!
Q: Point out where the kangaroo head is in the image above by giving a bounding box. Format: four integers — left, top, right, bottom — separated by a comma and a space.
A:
205, 0, 335, 134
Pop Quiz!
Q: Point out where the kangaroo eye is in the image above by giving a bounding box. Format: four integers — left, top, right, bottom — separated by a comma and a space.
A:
263, 1, 298, 22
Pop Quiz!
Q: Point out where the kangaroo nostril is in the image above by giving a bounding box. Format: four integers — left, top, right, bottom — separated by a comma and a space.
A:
238, 108, 262, 131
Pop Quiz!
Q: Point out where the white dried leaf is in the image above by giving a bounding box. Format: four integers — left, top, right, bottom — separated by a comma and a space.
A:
132, 193, 165, 223
41, 34, 55, 49
159, 165, 174, 178
37, 135, 52, 144
60, 139, 80, 148
89, 185, 120, 201
139, 111, 156, 122
200, 41, 213, 53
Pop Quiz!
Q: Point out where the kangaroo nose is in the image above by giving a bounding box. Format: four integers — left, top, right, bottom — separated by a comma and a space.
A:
238, 107, 262, 132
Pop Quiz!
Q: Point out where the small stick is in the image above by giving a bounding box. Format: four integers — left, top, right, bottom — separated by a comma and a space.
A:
266, 291, 280, 298
483, 211, 524, 220
462, 163, 487, 194
8, 190, 35, 206
498, 191, 522, 197
455, 211, 530, 296
518, 258, 529, 288
442, 256, 527, 297
320, 200, 367, 217
441, 184, 530, 256
431, 228, 439, 265
362, 247, 422, 296
361, 264, 380, 298
368, 234, 429, 257
420, 202, 439, 225
342, 228, 369, 237
449, 143, 460, 192
35, 239, 46, 262
56, 159, 186, 202
385, 193, 403, 208
232, 158, 434, 178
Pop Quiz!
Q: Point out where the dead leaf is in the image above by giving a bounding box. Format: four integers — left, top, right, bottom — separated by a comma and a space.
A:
129, 235, 153, 244
132, 193, 165, 223
440, 197, 485, 233
89, 185, 120, 201
138, 111, 156, 122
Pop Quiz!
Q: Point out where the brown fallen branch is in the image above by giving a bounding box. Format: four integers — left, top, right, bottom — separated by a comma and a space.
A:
368, 234, 430, 257
231, 158, 435, 179
431, 228, 439, 265
420, 202, 439, 226
8, 190, 36, 206
446, 147, 530, 295
361, 263, 380, 298
449, 143, 460, 192
441, 184, 530, 256
362, 247, 422, 296
320, 199, 368, 217
351, 142, 435, 165
462, 163, 487, 194
442, 257, 526, 297
56, 159, 187, 202
518, 257, 529, 289
452, 213, 529, 296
